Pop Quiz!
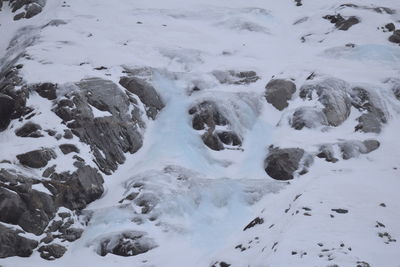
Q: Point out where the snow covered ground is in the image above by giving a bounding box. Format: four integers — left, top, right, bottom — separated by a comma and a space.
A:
1, 0, 400, 266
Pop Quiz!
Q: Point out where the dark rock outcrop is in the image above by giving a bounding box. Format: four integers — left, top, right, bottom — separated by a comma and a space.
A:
300, 78, 351, 126
0, 93, 15, 131
119, 76, 164, 119
0, 224, 38, 258
54, 78, 145, 174
264, 147, 313, 180
15, 122, 43, 137
389, 30, 400, 44
317, 139, 380, 162
265, 79, 296, 111
350, 87, 387, 133
189, 101, 242, 151
323, 14, 360, 31
59, 144, 80, 154
17, 148, 56, 168
96, 231, 157, 257
3, 0, 47, 20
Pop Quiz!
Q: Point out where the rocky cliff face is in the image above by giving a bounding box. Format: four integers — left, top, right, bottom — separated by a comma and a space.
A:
0, 0, 399, 266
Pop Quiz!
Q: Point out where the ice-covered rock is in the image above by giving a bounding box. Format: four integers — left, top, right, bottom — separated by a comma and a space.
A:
189, 101, 242, 151
291, 106, 329, 130
317, 139, 380, 162
95, 231, 157, 257
299, 77, 351, 127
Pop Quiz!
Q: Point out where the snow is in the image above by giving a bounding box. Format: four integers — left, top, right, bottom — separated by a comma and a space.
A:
1, 0, 400, 266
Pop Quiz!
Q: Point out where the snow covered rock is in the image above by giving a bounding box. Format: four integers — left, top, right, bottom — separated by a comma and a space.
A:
299, 77, 352, 127
350, 87, 387, 133
54, 78, 144, 174
265, 78, 296, 111
37, 244, 67, 260
95, 231, 157, 257
264, 147, 313, 180
189, 101, 242, 151
119, 76, 165, 120
291, 106, 329, 130
212, 70, 260, 85
0, 224, 38, 258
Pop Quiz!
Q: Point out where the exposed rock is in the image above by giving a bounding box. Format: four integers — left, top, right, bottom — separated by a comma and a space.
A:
54, 78, 144, 174
17, 148, 56, 168
291, 107, 329, 130
0, 224, 38, 258
34, 83, 57, 100
0, 93, 15, 131
243, 217, 264, 231
5, 0, 46, 20
0, 170, 57, 235
350, 87, 387, 133
38, 244, 67, 260
300, 78, 351, 126
46, 164, 104, 210
323, 14, 360, 31
96, 231, 157, 257
59, 144, 80, 154
189, 101, 242, 151
385, 23, 395, 32
119, 76, 164, 119
265, 79, 296, 111
389, 30, 400, 44
15, 122, 43, 137
264, 147, 313, 180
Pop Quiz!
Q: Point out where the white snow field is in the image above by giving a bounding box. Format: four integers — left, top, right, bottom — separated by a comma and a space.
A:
0, 0, 400, 266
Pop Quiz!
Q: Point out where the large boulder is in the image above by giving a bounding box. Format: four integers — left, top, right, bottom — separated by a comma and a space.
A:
54, 78, 145, 174
46, 164, 104, 210
96, 231, 157, 257
265, 79, 296, 111
0, 224, 38, 258
119, 76, 164, 119
0, 93, 15, 131
0, 170, 57, 235
299, 78, 351, 126
389, 30, 400, 44
15, 122, 43, 137
350, 87, 387, 133
17, 148, 56, 168
291, 106, 329, 130
264, 147, 313, 180
189, 101, 242, 151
